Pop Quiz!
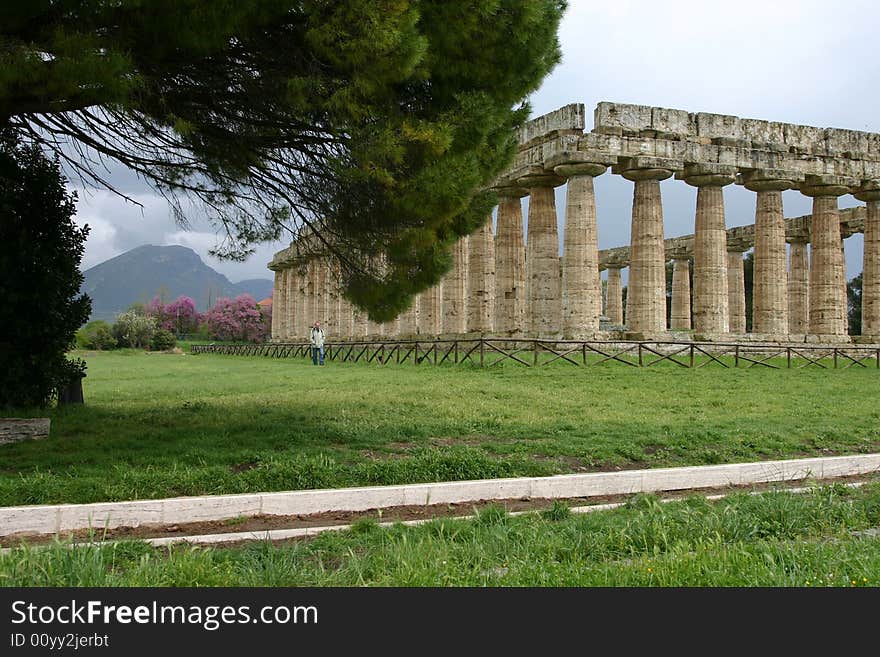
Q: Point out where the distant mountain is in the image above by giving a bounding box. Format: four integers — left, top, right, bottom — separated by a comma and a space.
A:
81, 245, 273, 322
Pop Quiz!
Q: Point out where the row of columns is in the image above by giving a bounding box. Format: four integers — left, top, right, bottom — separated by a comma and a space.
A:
271, 172, 880, 342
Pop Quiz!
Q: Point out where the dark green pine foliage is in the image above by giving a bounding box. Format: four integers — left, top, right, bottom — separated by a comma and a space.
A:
1, 1, 567, 321
847, 273, 862, 335
0, 131, 91, 408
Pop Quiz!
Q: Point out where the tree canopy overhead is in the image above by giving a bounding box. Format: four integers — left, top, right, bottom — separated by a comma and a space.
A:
1, 1, 566, 320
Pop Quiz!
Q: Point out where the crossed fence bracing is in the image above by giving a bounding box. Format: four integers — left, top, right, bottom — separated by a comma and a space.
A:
190, 339, 880, 370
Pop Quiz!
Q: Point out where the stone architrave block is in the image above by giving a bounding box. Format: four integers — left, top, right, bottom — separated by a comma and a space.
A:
651, 107, 692, 137
594, 102, 653, 135
824, 128, 872, 158
784, 124, 826, 154
579, 131, 621, 154
517, 103, 585, 146
696, 113, 742, 141
866, 133, 880, 159
740, 119, 785, 147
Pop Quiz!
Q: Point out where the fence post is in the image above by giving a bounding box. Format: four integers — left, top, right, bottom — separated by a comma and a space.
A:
480, 339, 485, 368
454, 341, 459, 365
735, 345, 739, 368
786, 347, 791, 369
533, 340, 538, 367
833, 349, 838, 369
689, 344, 694, 368
638, 343, 643, 367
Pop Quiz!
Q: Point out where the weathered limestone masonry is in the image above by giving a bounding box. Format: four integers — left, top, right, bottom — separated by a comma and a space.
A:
727, 249, 747, 334
467, 216, 495, 333
555, 157, 611, 337
494, 189, 527, 335
788, 240, 810, 335
605, 266, 624, 326
442, 236, 469, 334
520, 171, 564, 337
417, 285, 442, 337
670, 255, 691, 331
681, 164, 734, 336
858, 183, 880, 340
268, 101, 879, 344
494, 101, 879, 342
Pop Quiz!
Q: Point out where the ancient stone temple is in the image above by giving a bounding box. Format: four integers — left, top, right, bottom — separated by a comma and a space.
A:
268, 102, 880, 345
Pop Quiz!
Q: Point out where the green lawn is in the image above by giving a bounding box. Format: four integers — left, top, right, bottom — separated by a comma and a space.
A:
1, 348, 878, 506
3, 483, 879, 586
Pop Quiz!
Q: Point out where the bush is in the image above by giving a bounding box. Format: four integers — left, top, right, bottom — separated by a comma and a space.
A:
112, 311, 157, 349
204, 294, 266, 342
150, 329, 177, 351
0, 131, 91, 408
76, 320, 117, 350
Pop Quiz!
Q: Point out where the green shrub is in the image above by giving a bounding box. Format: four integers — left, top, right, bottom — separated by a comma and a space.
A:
150, 329, 177, 351
76, 320, 117, 350
112, 310, 156, 348
0, 132, 91, 408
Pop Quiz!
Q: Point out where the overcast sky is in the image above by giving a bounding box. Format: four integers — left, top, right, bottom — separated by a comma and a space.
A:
71, 0, 879, 282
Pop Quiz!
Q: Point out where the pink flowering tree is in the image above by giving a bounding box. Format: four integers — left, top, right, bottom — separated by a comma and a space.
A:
164, 296, 201, 335
144, 296, 165, 321
204, 294, 266, 342
145, 295, 202, 335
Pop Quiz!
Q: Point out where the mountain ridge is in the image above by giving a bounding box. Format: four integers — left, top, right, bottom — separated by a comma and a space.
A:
81, 244, 273, 322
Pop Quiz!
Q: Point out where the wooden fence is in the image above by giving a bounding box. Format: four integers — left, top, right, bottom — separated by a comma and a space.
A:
190, 338, 880, 370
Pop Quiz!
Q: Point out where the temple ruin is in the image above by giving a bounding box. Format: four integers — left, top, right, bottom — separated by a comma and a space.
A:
268, 102, 880, 344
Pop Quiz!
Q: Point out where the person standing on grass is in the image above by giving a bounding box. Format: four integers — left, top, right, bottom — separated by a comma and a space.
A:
310, 321, 326, 365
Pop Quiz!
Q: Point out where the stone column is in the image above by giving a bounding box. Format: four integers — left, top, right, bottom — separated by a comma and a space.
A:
619, 160, 675, 335
467, 215, 495, 333
399, 297, 420, 337
351, 304, 368, 339
305, 260, 318, 330
743, 174, 791, 337
855, 182, 880, 340
315, 259, 329, 328
801, 175, 855, 337
271, 270, 283, 340
417, 285, 442, 337
286, 268, 298, 339
682, 165, 736, 335
555, 162, 607, 338
368, 317, 384, 338
787, 240, 810, 335
337, 296, 353, 340
727, 250, 746, 334
521, 178, 563, 338
670, 258, 691, 330
494, 189, 527, 336
297, 267, 310, 339
605, 266, 624, 326
441, 236, 469, 334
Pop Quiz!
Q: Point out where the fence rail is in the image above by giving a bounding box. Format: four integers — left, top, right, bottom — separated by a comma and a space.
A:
190, 339, 880, 370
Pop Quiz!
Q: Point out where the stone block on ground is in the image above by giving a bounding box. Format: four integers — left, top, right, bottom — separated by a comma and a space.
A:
0, 418, 51, 446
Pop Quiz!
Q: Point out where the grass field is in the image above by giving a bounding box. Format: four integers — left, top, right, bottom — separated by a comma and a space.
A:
2, 483, 879, 586
1, 347, 878, 506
